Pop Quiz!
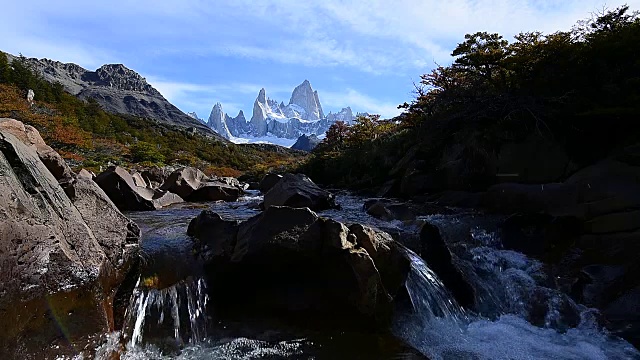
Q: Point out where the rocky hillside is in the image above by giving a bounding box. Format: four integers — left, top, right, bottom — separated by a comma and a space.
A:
6, 53, 220, 139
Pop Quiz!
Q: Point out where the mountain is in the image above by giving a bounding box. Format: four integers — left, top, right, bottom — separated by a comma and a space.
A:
291, 134, 322, 152
7, 53, 220, 139
207, 80, 360, 142
187, 112, 205, 123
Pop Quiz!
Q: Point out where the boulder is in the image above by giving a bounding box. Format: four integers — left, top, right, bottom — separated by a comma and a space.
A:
190, 206, 410, 327
0, 118, 74, 184
160, 167, 209, 199
0, 126, 139, 358
141, 166, 168, 189
419, 223, 475, 308
77, 168, 95, 179
187, 181, 242, 202
151, 190, 184, 208
130, 170, 148, 188
259, 173, 282, 193
263, 173, 337, 211
187, 210, 240, 261
363, 199, 453, 222
95, 166, 156, 211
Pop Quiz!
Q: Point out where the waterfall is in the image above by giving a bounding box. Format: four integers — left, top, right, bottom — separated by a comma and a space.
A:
124, 276, 209, 349
403, 248, 467, 322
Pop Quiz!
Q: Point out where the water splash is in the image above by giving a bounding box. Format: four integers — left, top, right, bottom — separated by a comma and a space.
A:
124, 277, 209, 349
403, 248, 467, 322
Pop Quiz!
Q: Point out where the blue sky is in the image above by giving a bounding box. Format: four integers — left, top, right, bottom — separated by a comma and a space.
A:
1, 1, 637, 121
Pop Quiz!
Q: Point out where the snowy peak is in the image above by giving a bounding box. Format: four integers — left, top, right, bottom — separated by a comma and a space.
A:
289, 80, 324, 121
207, 80, 357, 143
208, 102, 232, 139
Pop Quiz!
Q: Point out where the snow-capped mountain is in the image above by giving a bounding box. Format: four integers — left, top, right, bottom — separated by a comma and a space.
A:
206, 80, 360, 143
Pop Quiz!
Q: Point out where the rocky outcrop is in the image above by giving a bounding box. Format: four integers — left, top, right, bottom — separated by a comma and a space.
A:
207, 102, 233, 139
159, 167, 244, 202
141, 166, 168, 189
188, 206, 410, 327
291, 134, 321, 152
263, 173, 337, 211
289, 80, 324, 120
0, 121, 139, 358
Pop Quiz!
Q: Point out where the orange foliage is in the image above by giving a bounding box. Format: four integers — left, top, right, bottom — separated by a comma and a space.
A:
204, 165, 243, 178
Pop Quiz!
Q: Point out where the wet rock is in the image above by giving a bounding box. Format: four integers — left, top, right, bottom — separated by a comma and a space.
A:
191, 206, 410, 327
263, 173, 337, 211
419, 222, 475, 308
95, 166, 156, 211
188, 210, 240, 261
0, 126, 139, 358
160, 167, 209, 199
259, 173, 282, 193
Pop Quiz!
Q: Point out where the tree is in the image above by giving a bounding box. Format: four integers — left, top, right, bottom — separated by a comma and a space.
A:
130, 141, 165, 163
451, 32, 509, 83
322, 120, 350, 150
0, 52, 9, 83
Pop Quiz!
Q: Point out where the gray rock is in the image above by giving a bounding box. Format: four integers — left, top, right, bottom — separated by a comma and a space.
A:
263, 173, 337, 211
191, 206, 409, 326
291, 134, 321, 152
95, 166, 156, 211
0, 124, 139, 358
160, 167, 209, 199
259, 173, 283, 193
187, 181, 242, 202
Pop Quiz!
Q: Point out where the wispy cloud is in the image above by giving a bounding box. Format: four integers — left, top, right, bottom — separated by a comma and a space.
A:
320, 88, 402, 119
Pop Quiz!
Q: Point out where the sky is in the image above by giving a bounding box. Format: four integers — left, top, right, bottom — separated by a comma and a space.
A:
1, 0, 638, 121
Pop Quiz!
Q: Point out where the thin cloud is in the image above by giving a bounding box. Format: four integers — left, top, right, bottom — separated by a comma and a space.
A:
320, 88, 402, 119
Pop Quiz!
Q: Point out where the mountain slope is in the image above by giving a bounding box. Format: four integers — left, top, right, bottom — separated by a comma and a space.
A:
6, 53, 222, 140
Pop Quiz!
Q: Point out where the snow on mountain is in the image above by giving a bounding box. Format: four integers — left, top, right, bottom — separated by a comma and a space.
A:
206, 80, 359, 144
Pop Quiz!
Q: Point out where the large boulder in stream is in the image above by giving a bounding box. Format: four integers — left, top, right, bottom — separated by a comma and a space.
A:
160, 166, 208, 198
259, 173, 283, 193
263, 173, 337, 211
95, 166, 184, 211
160, 167, 243, 202
0, 120, 140, 358
188, 206, 410, 328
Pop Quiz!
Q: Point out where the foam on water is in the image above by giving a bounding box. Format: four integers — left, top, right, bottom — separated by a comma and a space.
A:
393, 234, 640, 360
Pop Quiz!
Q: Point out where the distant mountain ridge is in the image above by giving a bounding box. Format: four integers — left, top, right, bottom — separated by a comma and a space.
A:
205, 80, 365, 141
6, 53, 220, 139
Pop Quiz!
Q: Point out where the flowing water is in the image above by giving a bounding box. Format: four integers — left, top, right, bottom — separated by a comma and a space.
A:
102, 191, 640, 359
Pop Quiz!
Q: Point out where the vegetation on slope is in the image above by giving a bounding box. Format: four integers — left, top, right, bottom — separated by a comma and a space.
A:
302, 6, 640, 191
0, 53, 305, 176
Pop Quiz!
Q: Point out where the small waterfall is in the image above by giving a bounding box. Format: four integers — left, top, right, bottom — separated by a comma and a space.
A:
124, 276, 209, 349
403, 248, 467, 322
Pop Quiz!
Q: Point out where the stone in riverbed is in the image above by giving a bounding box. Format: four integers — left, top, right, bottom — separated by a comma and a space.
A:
95, 166, 156, 211
263, 173, 337, 211
259, 173, 282, 193
189, 206, 409, 327
160, 166, 209, 199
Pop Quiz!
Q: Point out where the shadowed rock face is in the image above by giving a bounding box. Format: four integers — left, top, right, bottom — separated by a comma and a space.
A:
263, 173, 337, 211
7, 54, 223, 140
291, 134, 321, 152
188, 206, 410, 329
0, 120, 139, 358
